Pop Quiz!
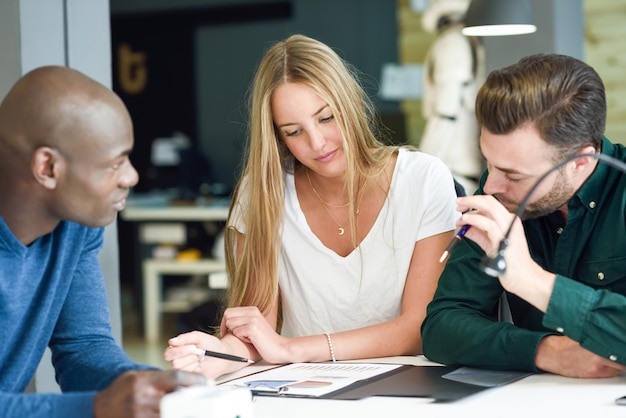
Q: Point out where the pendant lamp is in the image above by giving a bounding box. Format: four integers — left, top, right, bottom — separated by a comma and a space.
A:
462, 0, 537, 36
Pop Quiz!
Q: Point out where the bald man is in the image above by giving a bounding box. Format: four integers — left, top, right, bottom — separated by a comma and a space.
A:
0, 66, 205, 418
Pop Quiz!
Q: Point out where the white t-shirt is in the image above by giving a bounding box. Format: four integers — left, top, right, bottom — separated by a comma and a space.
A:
230, 148, 458, 337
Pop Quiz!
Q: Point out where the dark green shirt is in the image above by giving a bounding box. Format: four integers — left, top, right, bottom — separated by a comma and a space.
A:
422, 138, 626, 372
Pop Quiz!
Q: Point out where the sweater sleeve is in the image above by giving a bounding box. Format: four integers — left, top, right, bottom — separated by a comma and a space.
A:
50, 227, 156, 392
0, 225, 156, 417
0, 391, 95, 418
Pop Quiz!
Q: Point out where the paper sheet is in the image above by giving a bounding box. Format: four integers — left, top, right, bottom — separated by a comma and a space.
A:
219, 362, 403, 397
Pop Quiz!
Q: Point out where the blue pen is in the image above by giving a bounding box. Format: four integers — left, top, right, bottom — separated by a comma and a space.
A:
439, 224, 471, 263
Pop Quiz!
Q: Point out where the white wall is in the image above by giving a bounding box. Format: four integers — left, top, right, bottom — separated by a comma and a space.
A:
0, 0, 120, 393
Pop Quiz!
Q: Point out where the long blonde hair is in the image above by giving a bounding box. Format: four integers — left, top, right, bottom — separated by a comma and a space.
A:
225, 34, 397, 320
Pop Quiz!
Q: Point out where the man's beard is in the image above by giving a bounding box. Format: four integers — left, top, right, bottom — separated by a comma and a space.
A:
496, 170, 574, 220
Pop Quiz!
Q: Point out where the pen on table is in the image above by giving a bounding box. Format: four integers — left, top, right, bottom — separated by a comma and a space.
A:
193, 347, 255, 364
439, 224, 471, 263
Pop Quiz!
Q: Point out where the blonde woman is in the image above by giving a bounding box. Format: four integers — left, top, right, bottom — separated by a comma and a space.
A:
165, 34, 457, 379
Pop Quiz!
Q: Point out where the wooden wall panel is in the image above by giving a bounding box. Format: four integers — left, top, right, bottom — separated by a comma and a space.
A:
585, 0, 626, 144
396, 0, 435, 146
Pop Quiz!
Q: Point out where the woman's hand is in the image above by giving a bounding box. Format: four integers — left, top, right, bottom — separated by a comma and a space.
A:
220, 306, 292, 364
164, 331, 233, 379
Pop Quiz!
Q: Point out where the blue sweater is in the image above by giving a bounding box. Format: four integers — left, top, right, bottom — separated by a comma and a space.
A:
0, 216, 154, 417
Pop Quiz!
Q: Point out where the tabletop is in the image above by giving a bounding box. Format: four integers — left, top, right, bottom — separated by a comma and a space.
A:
215, 355, 626, 418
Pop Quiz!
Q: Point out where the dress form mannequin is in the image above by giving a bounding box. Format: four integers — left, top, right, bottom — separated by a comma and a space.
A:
420, 0, 485, 194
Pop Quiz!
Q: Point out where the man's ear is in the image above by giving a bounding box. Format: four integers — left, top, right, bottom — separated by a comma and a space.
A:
572, 145, 598, 173
32, 146, 63, 189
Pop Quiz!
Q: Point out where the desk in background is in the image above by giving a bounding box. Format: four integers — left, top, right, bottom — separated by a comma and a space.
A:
120, 193, 230, 343
216, 356, 626, 418
121, 200, 230, 222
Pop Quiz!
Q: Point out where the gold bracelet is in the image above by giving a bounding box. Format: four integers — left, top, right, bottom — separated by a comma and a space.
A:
323, 332, 336, 362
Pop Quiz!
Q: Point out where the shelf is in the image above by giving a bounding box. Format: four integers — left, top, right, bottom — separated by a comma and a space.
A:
143, 258, 227, 342
143, 258, 226, 276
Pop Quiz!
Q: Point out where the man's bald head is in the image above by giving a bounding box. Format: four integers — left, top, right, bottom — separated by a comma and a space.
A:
0, 66, 130, 170
0, 66, 138, 240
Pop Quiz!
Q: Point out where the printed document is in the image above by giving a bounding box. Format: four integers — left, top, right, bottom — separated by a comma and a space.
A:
219, 362, 403, 397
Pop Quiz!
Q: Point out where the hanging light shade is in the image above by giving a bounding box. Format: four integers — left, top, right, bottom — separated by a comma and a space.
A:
462, 0, 537, 36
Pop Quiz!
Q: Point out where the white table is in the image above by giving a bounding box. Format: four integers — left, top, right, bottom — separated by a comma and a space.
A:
121, 203, 230, 222
142, 258, 226, 343
120, 193, 230, 342
216, 356, 626, 418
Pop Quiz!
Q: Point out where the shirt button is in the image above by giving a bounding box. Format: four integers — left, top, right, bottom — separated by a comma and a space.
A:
598, 272, 605, 281
556, 227, 564, 235
589, 201, 596, 209
556, 327, 564, 333
609, 355, 618, 362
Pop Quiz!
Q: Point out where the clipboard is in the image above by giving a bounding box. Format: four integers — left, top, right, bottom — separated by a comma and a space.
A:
332, 365, 530, 402
218, 362, 531, 402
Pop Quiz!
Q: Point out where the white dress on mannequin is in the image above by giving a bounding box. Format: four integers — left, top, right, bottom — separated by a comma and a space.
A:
420, 21, 485, 194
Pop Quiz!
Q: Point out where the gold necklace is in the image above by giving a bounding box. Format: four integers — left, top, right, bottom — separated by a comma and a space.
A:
321, 203, 347, 236
306, 168, 350, 208
305, 168, 368, 236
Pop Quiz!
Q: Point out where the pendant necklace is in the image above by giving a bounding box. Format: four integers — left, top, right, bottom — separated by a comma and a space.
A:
306, 168, 367, 236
